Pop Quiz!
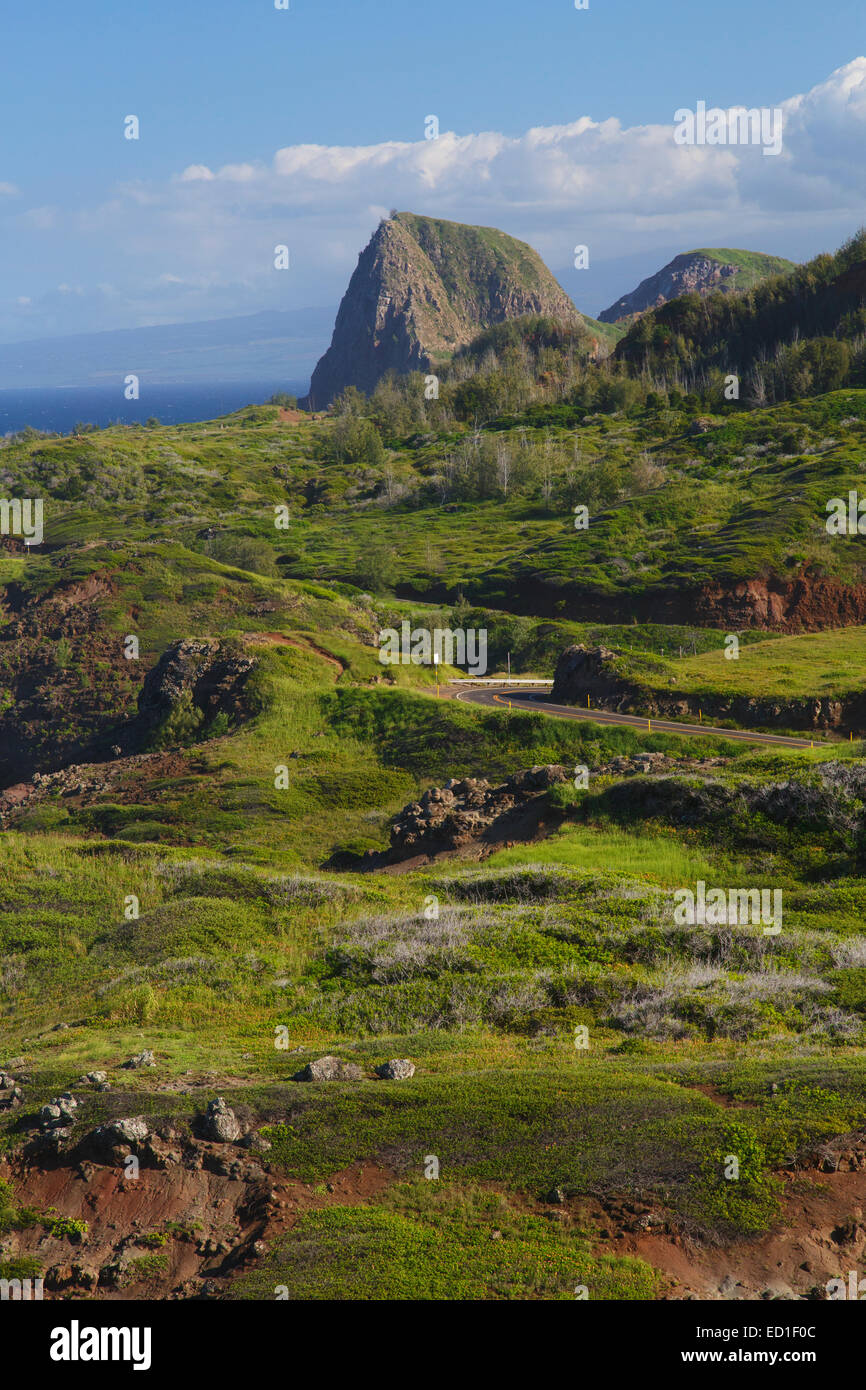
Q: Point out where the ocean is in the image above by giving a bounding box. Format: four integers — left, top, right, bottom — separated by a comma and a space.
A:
0, 380, 309, 436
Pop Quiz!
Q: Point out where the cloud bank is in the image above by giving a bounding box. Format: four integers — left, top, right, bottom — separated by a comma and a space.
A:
2, 58, 866, 339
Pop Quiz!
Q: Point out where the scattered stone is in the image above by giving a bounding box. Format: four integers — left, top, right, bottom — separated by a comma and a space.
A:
375, 1059, 415, 1081
637, 1212, 662, 1230
82, 1071, 108, 1085
122, 1050, 156, 1069
202, 1097, 242, 1143
292, 1055, 363, 1083
546, 1186, 566, 1205
241, 1131, 272, 1153
0, 1073, 23, 1110
39, 1094, 78, 1130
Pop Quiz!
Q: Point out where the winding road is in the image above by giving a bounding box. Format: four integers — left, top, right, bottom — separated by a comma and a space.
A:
451, 684, 817, 749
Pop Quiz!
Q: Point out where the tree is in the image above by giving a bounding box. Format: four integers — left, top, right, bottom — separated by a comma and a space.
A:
356, 539, 397, 593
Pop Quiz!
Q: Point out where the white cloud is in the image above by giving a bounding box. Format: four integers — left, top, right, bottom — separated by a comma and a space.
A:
3, 59, 866, 338
140, 57, 866, 295
178, 164, 215, 182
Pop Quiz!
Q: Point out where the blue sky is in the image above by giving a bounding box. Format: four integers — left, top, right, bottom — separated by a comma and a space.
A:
1, 0, 866, 344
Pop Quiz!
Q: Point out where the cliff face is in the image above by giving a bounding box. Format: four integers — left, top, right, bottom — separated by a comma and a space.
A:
598, 249, 795, 324
306, 212, 581, 407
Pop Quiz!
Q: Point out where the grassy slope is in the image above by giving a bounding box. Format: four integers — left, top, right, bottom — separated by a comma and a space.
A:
8, 391, 866, 617
621, 626, 866, 699
1, 393, 865, 1299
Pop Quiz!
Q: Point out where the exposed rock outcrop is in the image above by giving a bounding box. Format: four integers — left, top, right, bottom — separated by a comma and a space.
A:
390, 765, 570, 856
469, 568, 866, 636
0, 575, 139, 783
134, 640, 255, 737
306, 212, 582, 407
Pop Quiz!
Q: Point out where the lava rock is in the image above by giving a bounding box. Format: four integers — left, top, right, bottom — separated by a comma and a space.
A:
241, 1130, 273, 1152
203, 1097, 242, 1143
122, 1050, 155, 1069
91, 1116, 150, 1149
375, 1059, 415, 1080
292, 1055, 363, 1082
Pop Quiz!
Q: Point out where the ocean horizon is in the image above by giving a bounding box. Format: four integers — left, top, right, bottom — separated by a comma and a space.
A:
0, 379, 310, 436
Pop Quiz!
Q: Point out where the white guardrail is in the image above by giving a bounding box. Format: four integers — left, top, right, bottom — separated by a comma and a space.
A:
449, 678, 554, 685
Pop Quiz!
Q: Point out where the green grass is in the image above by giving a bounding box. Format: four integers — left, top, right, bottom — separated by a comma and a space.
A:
485, 823, 729, 884
646, 625, 866, 699
228, 1181, 661, 1300
2, 386, 866, 1297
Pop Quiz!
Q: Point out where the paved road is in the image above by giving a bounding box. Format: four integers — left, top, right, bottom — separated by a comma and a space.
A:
452, 684, 818, 749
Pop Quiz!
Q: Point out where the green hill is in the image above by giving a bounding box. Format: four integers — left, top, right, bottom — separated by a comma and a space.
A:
615, 231, 866, 401
599, 247, 796, 324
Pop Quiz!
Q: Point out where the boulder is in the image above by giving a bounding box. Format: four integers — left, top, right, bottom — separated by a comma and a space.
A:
91, 1116, 150, 1149
292, 1055, 363, 1083
375, 1059, 416, 1081
203, 1097, 242, 1143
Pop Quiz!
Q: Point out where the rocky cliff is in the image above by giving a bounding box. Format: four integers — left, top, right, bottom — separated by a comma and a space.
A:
598, 248, 795, 324
306, 212, 581, 407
